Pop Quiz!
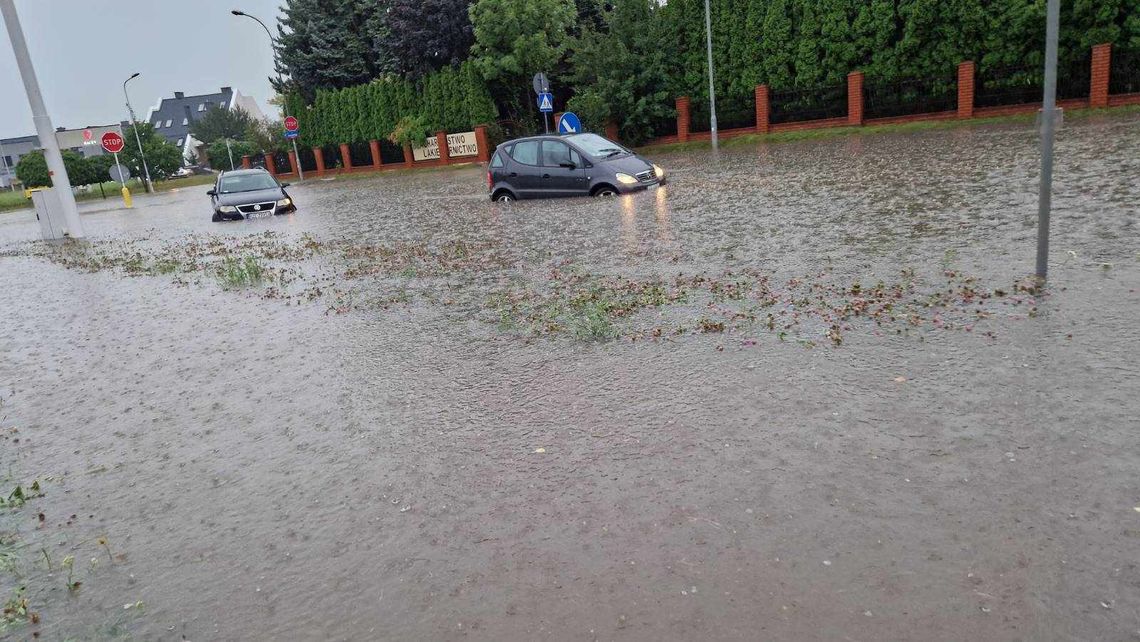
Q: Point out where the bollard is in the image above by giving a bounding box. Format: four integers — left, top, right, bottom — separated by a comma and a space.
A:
121, 185, 133, 209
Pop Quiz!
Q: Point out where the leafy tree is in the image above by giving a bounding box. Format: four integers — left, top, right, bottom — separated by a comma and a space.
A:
15, 150, 49, 188
385, 0, 474, 79
567, 0, 672, 144
469, 0, 576, 121
245, 119, 287, 154
189, 106, 256, 144
120, 122, 183, 179
206, 139, 258, 171
760, 0, 796, 88
15, 150, 101, 187
275, 0, 388, 100
86, 154, 119, 185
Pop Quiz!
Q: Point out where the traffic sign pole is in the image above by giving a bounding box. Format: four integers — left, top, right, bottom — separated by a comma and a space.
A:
113, 151, 132, 208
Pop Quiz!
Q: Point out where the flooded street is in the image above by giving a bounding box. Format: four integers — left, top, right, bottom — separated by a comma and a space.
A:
2, 113, 1138, 641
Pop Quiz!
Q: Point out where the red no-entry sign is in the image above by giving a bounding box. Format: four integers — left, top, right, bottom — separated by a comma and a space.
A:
284, 116, 299, 131
101, 131, 125, 154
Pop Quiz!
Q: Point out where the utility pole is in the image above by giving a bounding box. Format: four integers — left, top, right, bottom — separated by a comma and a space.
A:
232, 9, 302, 180
123, 73, 154, 193
703, 0, 718, 151
1035, 0, 1060, 282
1, 0, 84, 238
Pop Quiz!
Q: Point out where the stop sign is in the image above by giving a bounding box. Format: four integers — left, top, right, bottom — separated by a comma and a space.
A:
284, 116, 299, 131
101, 131, 125, 154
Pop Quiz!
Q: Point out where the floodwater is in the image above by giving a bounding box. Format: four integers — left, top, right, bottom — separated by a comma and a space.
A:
1, 113, 1138, 641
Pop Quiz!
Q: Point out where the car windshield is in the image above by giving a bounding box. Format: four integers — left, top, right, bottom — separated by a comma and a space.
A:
569, 133, 630, 159
219, 173, 278, 194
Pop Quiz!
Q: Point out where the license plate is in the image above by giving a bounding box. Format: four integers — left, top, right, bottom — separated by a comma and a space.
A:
246, 210, 272, 219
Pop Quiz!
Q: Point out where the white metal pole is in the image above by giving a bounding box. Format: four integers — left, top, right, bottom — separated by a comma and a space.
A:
1, 0, 84, 238
292, 138, 303, 180
1035, 0, 1060, 282
226, 138, 234, 170
703, 0, 718, 151
123, 75, 154, 193
113, 152, 123, 185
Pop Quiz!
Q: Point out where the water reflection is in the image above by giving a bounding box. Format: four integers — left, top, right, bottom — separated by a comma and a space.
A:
654, 186, 674, 245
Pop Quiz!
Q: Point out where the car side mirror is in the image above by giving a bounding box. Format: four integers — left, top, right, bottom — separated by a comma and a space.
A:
279, 182, 290, 188
558, 162, 576, 170
206, 189, 216, 196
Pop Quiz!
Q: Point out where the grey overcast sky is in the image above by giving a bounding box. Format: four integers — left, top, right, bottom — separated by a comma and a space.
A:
0, 0, 284, 139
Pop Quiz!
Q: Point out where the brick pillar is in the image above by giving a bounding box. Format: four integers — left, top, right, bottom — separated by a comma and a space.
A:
1090, 43, 1112, 108
403, 143, 413, 167
847, 71, 864, 126
605, 121, 619, 141
676, 96, 691, 142
436, 131, 449, 165
241, 154, 252, 169
313, 147, 325, 176
957, 61, 976, 119
264, 153, 276, 175
474, 125, 489, 163
755, 85, 770, 134
369, 140, 381, 168
339, 143, 351, 170
287, 150, 299, 176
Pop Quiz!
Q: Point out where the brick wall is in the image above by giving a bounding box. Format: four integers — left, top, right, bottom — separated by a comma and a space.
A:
755, 85, 770, 134
958, 61, 976, 119
847, 72, 864, 126
676, 96, 691, 142
1091, 43, 1111, 108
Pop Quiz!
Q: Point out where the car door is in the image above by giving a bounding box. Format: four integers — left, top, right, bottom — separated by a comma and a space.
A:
539, 140, 588, 197
506, 140, 543, 198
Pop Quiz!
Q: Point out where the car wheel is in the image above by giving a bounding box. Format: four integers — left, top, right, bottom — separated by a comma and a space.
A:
592, 185, 618, 197
494, 190, 516, 203
212, 212, 223, 222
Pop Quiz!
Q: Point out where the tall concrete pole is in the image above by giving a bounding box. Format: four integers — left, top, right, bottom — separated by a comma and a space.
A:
703, 0, 718, 151
232, 9, 302, 180
1035, 0, 1060, 281
1, 0, 84, 238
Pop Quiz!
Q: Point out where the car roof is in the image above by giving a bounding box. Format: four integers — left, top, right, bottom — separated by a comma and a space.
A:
497, 133, 600, 148
219, 168, 270, 177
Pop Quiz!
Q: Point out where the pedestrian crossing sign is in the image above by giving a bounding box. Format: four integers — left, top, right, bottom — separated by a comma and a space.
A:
538, 92, 553, 113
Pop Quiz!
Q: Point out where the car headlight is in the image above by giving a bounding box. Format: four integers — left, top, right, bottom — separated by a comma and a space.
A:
276, 198, 292, 207
218, 206, 237, 213
615, 173, 638, 185
653, 164, 665, 179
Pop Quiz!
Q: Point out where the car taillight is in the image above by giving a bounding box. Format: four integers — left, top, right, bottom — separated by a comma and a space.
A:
487, 171, 492, 191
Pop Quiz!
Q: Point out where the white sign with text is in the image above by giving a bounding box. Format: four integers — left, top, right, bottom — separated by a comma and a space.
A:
412, 131, 479, 162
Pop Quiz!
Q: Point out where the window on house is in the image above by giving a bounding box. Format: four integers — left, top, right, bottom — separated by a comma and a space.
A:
182, 117, 188, 125
176, 138, 183, 147
198, 103, 205, 112
154, 121, 162, 128
165, 119, 173, 128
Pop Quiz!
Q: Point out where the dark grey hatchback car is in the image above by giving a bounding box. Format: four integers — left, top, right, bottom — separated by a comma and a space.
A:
207, 169, 296, 222
487, 133, 665, 201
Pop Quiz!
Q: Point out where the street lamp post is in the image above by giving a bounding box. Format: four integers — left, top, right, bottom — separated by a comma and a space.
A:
1035, 0, 1060, 282
703, 0, 718, 151
232, 9, 302, 180
1, 0, 84, 238
123, 72, 154, 193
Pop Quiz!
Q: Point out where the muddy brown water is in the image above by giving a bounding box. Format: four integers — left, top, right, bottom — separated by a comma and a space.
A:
1, 113, 1138, 641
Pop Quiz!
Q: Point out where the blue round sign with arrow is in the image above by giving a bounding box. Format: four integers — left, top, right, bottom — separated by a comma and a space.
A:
557, 112, 582, 135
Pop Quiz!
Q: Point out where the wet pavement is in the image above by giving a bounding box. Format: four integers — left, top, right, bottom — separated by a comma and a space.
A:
1, 112, 1138, 641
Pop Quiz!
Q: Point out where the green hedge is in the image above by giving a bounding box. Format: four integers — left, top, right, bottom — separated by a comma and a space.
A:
285, 62, 497, 148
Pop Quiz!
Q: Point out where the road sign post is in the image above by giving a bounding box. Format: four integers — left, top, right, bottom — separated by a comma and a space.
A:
100, 131, 132, 208
533, 73, 553, 134
557, 112, 582, 135
284, 116, 303, 180
537, 92, 554, 134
